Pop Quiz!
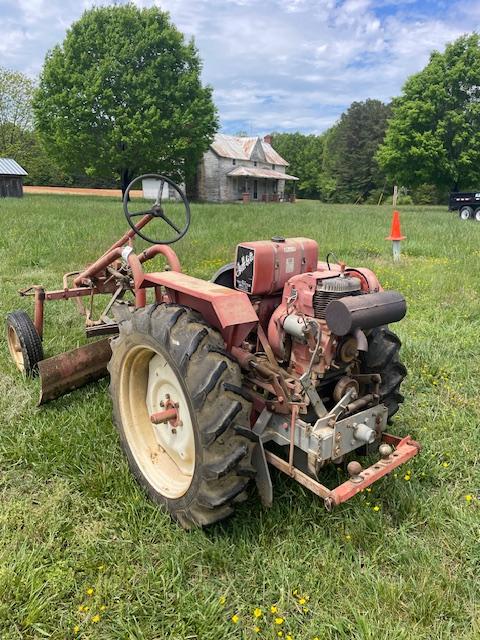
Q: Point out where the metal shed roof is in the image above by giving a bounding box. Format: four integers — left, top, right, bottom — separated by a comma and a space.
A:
227, 166, 298, 180
0, 158, 28, 176
211, 134, 289, 166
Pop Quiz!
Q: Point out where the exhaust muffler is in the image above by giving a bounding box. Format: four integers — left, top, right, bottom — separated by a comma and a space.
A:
325, 291, 406, 336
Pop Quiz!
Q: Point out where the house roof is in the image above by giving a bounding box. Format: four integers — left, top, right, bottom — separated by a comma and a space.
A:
227, 166, 298, 180
211, 133, 289, 166
0, 158, 28, 176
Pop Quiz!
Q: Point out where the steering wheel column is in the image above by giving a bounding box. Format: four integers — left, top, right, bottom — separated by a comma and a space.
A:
123, 174, 191, 245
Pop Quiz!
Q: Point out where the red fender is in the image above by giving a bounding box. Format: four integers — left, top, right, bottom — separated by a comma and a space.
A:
142, 271, 258, 348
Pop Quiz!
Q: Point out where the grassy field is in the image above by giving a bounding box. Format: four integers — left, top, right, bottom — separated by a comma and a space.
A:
0, 194, 479, 640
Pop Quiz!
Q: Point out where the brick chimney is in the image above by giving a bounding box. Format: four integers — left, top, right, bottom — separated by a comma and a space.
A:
263, 134, 272, 145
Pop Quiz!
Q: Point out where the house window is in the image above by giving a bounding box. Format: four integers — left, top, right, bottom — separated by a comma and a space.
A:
232, 159, 236, 165
254, 161, 257, 167
272, 164, 275, 170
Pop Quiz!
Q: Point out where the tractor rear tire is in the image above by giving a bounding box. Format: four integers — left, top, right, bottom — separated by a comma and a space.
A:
6, 310, 43, 376
108, 304, 255, 529
363, 326, 406, 420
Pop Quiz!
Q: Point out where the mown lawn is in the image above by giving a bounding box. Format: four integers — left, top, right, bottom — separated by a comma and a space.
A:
0, 194, 479, 640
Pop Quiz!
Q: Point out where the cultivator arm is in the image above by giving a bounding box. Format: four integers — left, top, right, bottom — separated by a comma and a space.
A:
15, 174, 191, 405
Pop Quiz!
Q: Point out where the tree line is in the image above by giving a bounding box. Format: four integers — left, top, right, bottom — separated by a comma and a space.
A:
1, 3, 480, 203
273, 34, 480, 204
272, 99, 394, 203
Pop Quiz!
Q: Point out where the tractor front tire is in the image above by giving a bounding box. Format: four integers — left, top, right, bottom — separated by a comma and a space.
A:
108, 304, 255, 529
6, 310, 43, 376
363, 326, 407, 420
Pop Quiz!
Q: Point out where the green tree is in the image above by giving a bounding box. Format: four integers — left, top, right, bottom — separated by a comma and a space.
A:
321, 100, 390, 203
0, 67, 35, 159
377, 34, 480, 191
0, 67, 65, 185
34, 4, 218, 194
270, 132, 324, 198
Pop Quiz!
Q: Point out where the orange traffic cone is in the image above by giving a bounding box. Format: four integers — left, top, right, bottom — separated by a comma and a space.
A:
386, 210, 406, 241
386, 210, 405, 262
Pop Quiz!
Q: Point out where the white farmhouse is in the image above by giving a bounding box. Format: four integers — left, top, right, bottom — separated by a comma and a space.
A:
196, 134, 298, 203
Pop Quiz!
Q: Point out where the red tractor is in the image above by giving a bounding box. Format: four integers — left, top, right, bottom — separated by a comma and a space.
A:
6, 175, 419, 528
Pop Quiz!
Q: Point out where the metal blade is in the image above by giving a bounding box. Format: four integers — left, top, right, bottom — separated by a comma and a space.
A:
38, 338, 112, 405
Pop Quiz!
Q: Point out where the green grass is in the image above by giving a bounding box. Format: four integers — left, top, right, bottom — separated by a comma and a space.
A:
0, 194, 479, 640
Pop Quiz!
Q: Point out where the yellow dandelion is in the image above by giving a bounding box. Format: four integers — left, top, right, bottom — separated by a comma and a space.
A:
254, 626, 261, 633
100, 605, 106, 611
286, 635, 293, 640
277, 633, 283, 638
465, 494, 473, 502
442, 462, 449, 468
231, 614, 239, 624
345, 534, 351, 541
404, 474, 411, 481
270, 605, 278, 614
78, 605, 85, 612
299, 597, 306, 605
275, 617, 284, 625
302, 607, 309, 613
253, 608, 262, 618
373, 505, 381, 512
98, 565, 105, 571
73, 626, 80, 634
86, 588, 94, 596
219, 596, 226, 606
92, 614, 101, 623
366, 487, 372, 493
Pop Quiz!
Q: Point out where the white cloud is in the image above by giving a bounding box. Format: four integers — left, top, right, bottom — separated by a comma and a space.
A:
1, 0, 480, 133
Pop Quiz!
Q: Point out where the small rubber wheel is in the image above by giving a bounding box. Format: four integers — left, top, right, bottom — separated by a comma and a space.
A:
362, 326, 407, 420
475, 208, 480, 222
108, 304, 255, 529
459, 206, 473, 220
6, 310, 44, 376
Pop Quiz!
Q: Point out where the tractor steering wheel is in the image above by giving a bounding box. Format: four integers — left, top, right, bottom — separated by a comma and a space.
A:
123, 173, 191, 245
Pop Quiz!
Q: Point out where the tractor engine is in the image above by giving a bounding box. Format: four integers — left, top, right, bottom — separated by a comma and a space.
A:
234, 237, 407, 478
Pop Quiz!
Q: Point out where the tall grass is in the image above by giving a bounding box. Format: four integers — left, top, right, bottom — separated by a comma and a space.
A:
0, 195, 479, 639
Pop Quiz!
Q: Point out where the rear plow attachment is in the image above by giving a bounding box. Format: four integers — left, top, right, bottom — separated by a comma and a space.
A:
38, 339, 112, 405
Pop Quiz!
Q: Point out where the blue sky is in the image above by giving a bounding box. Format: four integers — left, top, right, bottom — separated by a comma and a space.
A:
1, 0, 480, 135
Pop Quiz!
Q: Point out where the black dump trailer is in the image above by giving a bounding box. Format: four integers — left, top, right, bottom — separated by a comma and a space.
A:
449, 192, 480, 221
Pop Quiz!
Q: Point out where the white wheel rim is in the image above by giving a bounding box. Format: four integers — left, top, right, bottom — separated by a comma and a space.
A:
460, 209, 470, 220
476, 210, 480, 222
118, 345, 195, 499
7, 325, 24, 371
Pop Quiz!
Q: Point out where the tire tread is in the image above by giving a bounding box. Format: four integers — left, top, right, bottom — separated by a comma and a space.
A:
109, 303, 254, 529
6, 310, 43, 376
